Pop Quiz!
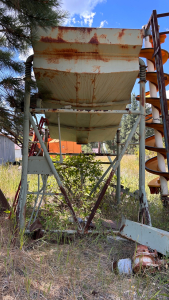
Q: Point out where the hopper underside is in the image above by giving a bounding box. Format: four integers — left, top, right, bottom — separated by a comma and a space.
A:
32, 26, 143, 143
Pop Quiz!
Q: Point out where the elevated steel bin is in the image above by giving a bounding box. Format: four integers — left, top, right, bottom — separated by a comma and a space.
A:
32, 26, 143, 143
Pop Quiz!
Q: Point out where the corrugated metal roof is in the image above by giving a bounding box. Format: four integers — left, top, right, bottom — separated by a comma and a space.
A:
32, 26, 143, 143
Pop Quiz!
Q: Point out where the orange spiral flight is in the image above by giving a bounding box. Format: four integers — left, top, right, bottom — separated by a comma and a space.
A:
137, 34, 169, 194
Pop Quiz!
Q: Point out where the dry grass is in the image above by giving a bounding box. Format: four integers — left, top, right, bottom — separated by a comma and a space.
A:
0, 213, 169, 300
1, 157, 169, 299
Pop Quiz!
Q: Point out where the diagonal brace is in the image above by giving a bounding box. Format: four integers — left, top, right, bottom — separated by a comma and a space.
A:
29, 113, 82, 230
84, 116, 141, 232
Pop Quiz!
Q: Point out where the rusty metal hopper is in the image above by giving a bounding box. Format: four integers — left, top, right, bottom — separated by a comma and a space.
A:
32, 26, 143, 143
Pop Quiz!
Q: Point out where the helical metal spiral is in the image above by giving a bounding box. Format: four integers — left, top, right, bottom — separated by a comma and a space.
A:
137, 34, 169, 197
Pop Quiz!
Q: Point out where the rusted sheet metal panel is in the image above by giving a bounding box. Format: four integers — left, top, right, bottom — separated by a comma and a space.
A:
32, 26, 143, 143
120, 218, 169, 255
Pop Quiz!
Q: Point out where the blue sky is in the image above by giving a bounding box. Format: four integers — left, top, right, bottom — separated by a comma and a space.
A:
60, 0, 169, 96
62, 0, 169, 31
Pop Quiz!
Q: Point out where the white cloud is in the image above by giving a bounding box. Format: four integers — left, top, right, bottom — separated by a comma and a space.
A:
166, 90, 169, 99
99, 20, 108, 28
82, 12, 96, 27
61, 0, 106, 27
19, 47, 34, 62
61, 0, 106, 16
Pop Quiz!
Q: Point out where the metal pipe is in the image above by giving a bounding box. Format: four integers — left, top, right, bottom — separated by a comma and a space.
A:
50, 124, 118, 131
27, 184, 44, 228
116, 129, 121, 204
103, 140, 121, 204
29, 113, 82, 230
58, 113, 63, 163
25, 229, 118, 235
98, 142, 101, 154
30, 108, 142, 114
33, 175, 48, 223
27, 192, 62, 195
49, 153, 116, 156
103, 143, 113, 163
52, 161, 114, 165
44, 99, 130, 107
17, 55, 33, 230
84, 116, 141, 232
139, 59, 152, 226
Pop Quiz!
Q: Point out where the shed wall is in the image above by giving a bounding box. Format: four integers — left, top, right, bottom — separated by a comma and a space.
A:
0, 136, 15, 164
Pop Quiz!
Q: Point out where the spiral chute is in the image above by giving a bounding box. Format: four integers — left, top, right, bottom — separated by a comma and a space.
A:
137, 34, 169, 195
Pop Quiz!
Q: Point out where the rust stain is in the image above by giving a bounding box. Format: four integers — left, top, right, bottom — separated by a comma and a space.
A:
75, 74, 80, 102
119, 224, 125, 232
99, 34, 107, 39
66, 68, 72, 72
133, 46, 136, 49
93, 66, 101, 73
43, 71, 56, 79
118, 29, 125, 40
41, 47, 110, 62
120, 45, 128, 48
92, 76, 96, 103
91, 78, 95, 84
40, 36, 66, 43
47, 57, 59, 64
89, 33, 99, 44
35, 71, 41, 79
57, 26, 93, 34
140, 29, 144, 39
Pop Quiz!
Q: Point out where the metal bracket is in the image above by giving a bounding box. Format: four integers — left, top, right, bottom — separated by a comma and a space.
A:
28, 157, 53, 175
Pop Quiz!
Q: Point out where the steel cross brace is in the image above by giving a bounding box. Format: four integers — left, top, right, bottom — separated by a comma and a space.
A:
29, 113, 82, 231
84, 116, 141, 233
27, 174, 48, 228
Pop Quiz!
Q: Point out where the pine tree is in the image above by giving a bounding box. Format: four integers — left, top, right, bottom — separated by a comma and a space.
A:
120, 93, 139, 153
0, 0, 65, 145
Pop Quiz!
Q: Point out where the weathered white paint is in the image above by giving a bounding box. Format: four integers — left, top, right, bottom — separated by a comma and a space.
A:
32, 26, 143, 143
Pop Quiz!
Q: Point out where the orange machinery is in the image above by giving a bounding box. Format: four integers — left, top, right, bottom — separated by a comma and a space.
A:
31, 122, 82, 155
48, 139, 81, 154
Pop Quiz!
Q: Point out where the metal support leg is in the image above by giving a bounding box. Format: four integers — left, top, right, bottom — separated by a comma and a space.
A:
116, 129, 121, 204
139, 59, 152, 226
27, 175, 47, 228
33, 175, 48, 223
29, 113, 82, 230
58, 113, 63, 163
98, 142, 101, 154
17, 55, 33, 230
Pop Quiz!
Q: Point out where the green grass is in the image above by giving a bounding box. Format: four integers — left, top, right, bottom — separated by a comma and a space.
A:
1, 155, 169, 231
0, 157, 169, 299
